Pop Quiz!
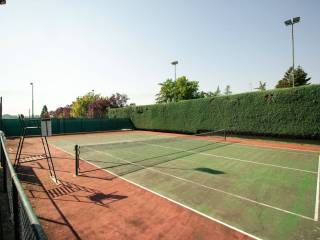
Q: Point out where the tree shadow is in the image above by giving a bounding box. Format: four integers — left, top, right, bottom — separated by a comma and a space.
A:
16, 165, 127, 240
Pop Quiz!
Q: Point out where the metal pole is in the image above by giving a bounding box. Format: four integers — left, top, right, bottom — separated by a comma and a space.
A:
75, 145, 79, 176
31, 83, 34, 118
0, 96, 2, 131
291, 23, 295, 87
171, 61, 178, 81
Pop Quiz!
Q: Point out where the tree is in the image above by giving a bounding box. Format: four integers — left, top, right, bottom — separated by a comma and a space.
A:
52, 105, 71, 118
197, 91, 213, 98
255, 81, 266, 91
156, 79, 177, 103
213, 86, 221, 96
156, 76, 199, 103
70, 92, 98, 118
108, 93, 129, 108
40, 105, 49, 118
276, 66, 311, 88
224, 85, 232, 95
87, 98, 110, 118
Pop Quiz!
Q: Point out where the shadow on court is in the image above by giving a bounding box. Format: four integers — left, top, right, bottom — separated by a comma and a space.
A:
16, 165, 128, 240
77, 139, 232, 180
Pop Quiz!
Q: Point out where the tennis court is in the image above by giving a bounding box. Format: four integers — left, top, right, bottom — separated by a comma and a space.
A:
48, 130, 320, 240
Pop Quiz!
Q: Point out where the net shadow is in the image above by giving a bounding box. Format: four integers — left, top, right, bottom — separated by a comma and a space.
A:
78, 137, 233, 179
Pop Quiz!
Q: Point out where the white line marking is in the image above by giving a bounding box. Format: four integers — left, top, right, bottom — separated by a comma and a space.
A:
139, 142, 317, 174
52, 144, 263, 240
143, 131, 320, 154
224, 141, 319, 156
71, 137, 317, 174
84, 146, 314, 221
315, 155, 320, 221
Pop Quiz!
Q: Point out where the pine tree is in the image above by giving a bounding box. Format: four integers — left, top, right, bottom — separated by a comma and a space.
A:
276, 66, 311, 88
224, 85, 232, 95
40, 105, 49, 118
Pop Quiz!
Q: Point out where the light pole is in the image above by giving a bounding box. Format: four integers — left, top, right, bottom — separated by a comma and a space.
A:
284, 17, 300, 87
30, 82, 34, 118
171, 61, 178, 81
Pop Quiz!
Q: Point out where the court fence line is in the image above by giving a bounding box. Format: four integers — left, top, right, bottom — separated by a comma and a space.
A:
0, 131, 47, 240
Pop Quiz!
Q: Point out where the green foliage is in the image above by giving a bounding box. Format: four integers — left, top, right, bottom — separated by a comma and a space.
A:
40, 105, 49, 118
109, 85, 320, 139
69, 92, 129, 118
276, 66, 311, 88
255, 81, 267, 91
156, 76, 199, 103
71, 92, 97, 118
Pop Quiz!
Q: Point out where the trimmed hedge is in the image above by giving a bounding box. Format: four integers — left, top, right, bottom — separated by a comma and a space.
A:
109, 85, 320, 139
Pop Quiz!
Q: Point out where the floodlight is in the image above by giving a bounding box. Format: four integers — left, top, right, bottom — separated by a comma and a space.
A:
283, 17, 301, 87
293, 17, 300, 23
171, 61, 178, 65
284, 19, 292, 26
0, 0, 6, 5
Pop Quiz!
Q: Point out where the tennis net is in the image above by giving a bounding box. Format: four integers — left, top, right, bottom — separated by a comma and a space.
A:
74, 133, 230, 178
0, 131, 47, 240
195, 129, 227, 141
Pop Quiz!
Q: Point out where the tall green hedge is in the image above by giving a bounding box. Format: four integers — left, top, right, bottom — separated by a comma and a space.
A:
109, 85, 320, 139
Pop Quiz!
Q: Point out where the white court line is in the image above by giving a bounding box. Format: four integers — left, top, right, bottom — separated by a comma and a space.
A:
84, 146, 314, 222
52, 144, 263, 240
73, 137, 317, 174
141, 131, 320, 154
314, 155, 320, 221
211, 139, 319, 154
139, 142, 317, 175
215, 140, 319, 156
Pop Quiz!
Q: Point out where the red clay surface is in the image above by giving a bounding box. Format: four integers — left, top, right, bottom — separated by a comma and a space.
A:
6, 135, 253, 240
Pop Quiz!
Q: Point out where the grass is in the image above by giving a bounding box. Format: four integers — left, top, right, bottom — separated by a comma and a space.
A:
50, 131, 320, 240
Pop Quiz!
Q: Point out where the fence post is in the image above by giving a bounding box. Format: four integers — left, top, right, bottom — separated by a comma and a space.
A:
12, 180, 21, 240
75, 145, 79, 176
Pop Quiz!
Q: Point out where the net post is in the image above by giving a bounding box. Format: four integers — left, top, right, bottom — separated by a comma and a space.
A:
224, 129, 226, 141
75, 145, 79, 176
12, 180, 21, 240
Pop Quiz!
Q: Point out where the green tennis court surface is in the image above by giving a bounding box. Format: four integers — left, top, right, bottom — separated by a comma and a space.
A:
50, 132, 320, 240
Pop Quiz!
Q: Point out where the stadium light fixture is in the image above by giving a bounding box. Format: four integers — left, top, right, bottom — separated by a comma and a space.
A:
0, 0, 6, 5
284, 17, 301, 87
171, 61, 178, 81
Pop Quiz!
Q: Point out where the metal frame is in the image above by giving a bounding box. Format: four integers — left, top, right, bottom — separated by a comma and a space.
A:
14, 114, 58, 183
1, 131, 47, 240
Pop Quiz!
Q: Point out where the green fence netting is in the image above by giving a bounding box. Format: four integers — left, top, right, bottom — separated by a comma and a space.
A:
1, 118, 133, 137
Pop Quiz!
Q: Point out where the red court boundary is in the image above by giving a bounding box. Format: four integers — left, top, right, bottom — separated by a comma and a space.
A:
138, 130, 320, 152
6, 135, 253, 240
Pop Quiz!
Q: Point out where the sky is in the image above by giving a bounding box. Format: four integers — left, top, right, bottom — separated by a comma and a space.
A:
1, 0, 319, 115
